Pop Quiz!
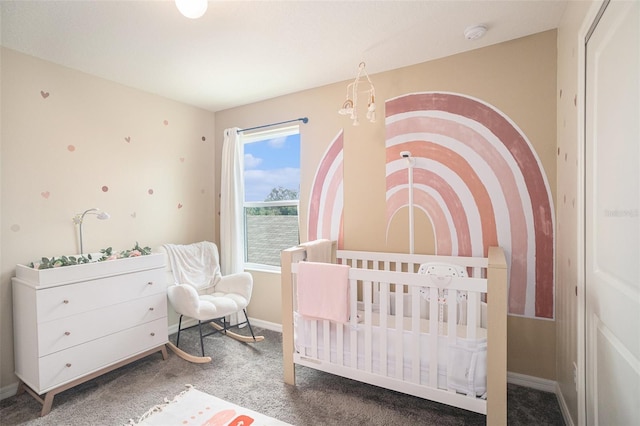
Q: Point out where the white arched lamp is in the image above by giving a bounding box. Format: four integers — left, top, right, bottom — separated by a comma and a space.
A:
175, 0, 208, 19
72, 208, 110, 255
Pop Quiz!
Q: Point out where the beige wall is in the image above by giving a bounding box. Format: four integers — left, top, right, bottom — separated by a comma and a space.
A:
247, 270, 284, 325
556, 1, 599, 424
217, 31, 558, 380
0, 48, 216, 391
0, 27, 569, 398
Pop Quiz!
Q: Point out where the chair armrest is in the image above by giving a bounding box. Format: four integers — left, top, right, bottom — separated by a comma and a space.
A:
167, 284, 220, 320
168, 284, 200, 317
216, 272, 253, 301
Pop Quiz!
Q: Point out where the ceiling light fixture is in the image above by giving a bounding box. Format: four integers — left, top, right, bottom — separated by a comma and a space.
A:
464, 24, 488, 40
175, 0, 208, 19
338, 62, 376, 126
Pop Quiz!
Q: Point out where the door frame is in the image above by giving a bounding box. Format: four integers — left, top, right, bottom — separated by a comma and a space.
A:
577, 1, 611, 425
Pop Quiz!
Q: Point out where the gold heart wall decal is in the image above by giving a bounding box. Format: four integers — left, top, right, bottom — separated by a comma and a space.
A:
40, 91, 50, 99
125, 136, 131, 143
41, 191, 50, 199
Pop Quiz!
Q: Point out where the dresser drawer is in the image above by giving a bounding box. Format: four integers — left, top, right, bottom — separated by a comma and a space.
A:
38, 293, 167, 356
37, 317, 167, 393
35, 268, 165, 323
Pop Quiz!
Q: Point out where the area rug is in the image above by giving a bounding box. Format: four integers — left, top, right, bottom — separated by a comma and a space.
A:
128, 385, 292, 426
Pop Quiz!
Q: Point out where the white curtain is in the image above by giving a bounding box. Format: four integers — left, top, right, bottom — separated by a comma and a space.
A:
220, 127, 245, 276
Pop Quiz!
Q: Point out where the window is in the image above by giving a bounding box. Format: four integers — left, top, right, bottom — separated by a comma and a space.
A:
242, 126, 300, 269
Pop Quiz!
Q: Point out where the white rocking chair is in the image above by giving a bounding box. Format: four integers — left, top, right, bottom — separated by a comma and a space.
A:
160, 241, 264, 363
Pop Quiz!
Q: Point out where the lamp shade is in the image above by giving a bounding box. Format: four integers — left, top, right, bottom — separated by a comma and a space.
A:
175, 0, 208, 19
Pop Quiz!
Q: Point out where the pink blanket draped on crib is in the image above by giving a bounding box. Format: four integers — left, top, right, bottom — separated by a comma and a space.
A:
296, 261, 350, 323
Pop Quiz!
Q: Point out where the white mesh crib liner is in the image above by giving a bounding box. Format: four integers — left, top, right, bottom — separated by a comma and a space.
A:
293, 312, 487, 396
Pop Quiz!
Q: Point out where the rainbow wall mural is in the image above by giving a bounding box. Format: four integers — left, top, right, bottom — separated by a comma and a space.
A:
307, 130, 344, 248
385, 92, 554, 319
306, 93, 554, 319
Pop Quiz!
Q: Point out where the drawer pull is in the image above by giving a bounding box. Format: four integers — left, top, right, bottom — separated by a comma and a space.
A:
150, 332, 155, 337
66, 363, 72, 368
149, 307, 154, 311
147, 281, 154, 285
63, 300, 69, 304
64, 331, 71, 336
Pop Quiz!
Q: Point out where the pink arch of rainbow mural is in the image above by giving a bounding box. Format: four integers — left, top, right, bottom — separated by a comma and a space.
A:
307, 130, 344, 248
385, 92, 555, 319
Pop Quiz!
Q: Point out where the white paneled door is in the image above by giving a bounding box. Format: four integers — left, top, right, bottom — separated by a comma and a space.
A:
585, 0, 639, 424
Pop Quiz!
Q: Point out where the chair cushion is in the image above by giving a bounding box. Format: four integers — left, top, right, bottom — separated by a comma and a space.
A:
201, 294, 248, 318
168, 283, 248, 321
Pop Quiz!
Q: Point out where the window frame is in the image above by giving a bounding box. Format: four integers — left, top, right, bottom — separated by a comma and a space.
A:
241, 126, 301, 271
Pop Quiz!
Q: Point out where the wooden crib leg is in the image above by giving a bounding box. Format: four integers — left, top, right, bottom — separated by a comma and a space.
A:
281, 247, 298, 385
487, 247, 508, 426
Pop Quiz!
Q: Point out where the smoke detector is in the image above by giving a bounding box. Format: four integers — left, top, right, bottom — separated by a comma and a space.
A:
464, 25, 488, 41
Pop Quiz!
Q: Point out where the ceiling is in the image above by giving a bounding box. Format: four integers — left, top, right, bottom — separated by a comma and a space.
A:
0, 0, 568, 112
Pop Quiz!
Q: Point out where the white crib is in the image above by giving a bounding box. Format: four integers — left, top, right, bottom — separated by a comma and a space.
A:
281, 242, 508, 425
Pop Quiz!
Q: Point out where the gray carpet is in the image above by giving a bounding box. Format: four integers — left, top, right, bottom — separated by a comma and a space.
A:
0, 326, 565, 425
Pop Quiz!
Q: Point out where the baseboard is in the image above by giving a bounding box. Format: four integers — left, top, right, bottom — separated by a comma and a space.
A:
167, 318, 198, 335
555, 382, 575, 426
247, 318, 282, 333
507, 371, 557, 393
0, 382, 19, 401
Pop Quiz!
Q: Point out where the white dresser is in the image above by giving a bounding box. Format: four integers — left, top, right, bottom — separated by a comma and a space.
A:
12, 253, 168, 416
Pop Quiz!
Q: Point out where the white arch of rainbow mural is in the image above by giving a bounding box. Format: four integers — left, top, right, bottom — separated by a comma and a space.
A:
385, 92, 554, 319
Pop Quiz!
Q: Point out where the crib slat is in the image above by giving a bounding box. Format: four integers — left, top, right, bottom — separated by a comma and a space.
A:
395, 284, 404, 380
310, 319, 318, 358
447, 290, 458, 392
350, 278, 358, 369
448, 290, 458, 338
337, 321, 344, 366
380, 282, 389, 377
411, 285, 421, 384
323, 320, 331, 362
428, 287, 439, 389
468, 291, 479, 339
364, 281, 372, 373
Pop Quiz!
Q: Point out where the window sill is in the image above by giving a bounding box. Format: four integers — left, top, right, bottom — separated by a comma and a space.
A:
244, 263, 281, 274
